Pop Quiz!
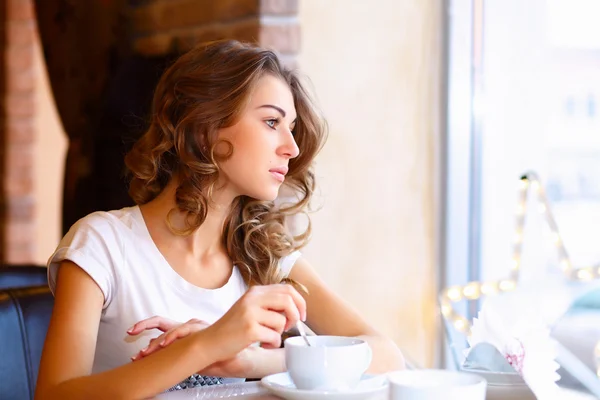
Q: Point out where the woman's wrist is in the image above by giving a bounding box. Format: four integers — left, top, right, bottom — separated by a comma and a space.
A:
243, 347, 286, 378
189, 329, 226, 367
229, 347, 257, 377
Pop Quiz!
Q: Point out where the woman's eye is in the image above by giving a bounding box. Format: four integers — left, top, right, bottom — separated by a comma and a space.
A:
265, 119, 278, 129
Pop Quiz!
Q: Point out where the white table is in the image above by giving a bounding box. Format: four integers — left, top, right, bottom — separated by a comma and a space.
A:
153, 381, 596, 399
154, 382, 285, 399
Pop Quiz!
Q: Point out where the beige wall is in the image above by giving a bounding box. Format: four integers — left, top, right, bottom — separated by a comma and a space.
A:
298, 0, 443, 367
27, 0, 443, 366
33, 33, 68, 265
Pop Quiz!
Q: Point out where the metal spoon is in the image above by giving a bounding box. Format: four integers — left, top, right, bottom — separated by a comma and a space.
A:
296, 321, 311, 346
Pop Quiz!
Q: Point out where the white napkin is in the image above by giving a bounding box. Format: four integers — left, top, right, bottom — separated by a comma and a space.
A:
464, 294, 561, 399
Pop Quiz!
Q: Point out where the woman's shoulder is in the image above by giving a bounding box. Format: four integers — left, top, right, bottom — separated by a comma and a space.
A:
53, 206, 141, 266
279, 250, 302, 278
69, 206, 140, 236
47, 207, 141, 307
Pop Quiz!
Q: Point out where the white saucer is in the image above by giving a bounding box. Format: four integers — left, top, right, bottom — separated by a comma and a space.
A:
260, 373, 388, 400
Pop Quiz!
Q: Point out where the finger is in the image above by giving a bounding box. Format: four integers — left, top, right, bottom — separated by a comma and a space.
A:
261, 341, 281, 350
187, 318, 209, 325
185, 319, 211, 332
262, 284, 307, 322
257, 309, 288, 335
259, 292, 301, 331
253, 324, 283, 349
159, 319, 209, 347
161, 325, 192, 347
127, 316, 179, 335
280, 285, 307, 322
131, 348, 148, 361
142, 335, 166, 356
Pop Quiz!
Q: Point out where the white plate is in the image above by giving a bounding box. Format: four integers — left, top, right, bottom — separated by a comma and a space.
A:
261, 373, 388, 400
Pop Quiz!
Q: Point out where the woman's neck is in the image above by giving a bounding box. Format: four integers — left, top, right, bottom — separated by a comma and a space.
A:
141, 178, 234, 259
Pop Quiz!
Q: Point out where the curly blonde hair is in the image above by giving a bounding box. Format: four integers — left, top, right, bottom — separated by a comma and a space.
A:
124, 40, 327, 286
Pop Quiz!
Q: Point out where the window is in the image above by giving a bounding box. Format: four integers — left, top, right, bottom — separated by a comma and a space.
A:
444, 0, 600, 391
446, 0, 600, 305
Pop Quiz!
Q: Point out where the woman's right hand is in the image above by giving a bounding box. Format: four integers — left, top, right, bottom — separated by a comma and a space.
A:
200, 284, 307, 361
129, 317, 210, 361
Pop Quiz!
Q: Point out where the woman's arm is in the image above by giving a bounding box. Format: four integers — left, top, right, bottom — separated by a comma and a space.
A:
35, 262, 226, 399
130, 257, 406, 378
288, 258, 406, 373
35, 261, 305, 399
130, 316, 288, 379
204, 257, 406, 377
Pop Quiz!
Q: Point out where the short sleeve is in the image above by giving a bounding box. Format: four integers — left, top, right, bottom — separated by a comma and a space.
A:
47, 212, 123, 309
279, 250, 302, 278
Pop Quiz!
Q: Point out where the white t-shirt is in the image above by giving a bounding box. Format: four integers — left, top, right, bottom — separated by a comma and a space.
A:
47, 206, 301, 375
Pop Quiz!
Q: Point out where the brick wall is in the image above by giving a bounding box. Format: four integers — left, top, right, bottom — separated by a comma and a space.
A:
3, 0, 37, 263
131, 0, 300, 66
0, 0, 301, 263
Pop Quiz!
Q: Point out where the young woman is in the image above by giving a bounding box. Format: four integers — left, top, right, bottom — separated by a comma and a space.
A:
35, 40, 405, 400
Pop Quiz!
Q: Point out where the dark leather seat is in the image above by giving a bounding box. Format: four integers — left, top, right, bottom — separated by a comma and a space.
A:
0, 265, 48, 290
0, 286, 54, 400
0, 265, 53, 400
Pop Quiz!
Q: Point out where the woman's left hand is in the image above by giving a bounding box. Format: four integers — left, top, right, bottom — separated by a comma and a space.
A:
198, 346, 285, 378
196, 346, 258, 378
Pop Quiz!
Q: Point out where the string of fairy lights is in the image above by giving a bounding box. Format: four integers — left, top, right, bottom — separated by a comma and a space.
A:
440, 172, 600, 376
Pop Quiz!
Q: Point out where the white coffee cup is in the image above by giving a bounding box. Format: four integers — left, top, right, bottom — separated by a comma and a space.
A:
284, 335, 372, 391
387, 369, 487, 400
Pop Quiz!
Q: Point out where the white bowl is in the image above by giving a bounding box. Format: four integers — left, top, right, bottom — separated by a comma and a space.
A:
387, 369, 487, 400
464, 369, 536, 400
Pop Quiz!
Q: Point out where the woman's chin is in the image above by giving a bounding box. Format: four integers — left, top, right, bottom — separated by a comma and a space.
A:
244, 188, 279, 202
261, 191, 279, 202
